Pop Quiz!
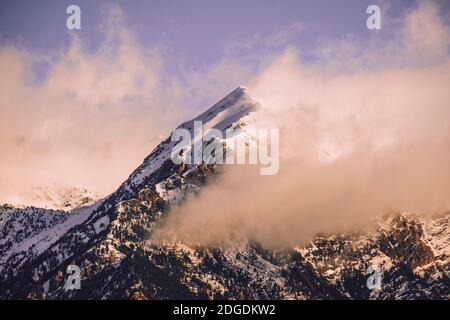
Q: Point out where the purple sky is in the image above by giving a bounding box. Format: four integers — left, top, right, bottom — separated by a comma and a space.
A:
2, 0, 444, 75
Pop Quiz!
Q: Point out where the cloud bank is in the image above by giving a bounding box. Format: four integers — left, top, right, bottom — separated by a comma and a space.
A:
152, 2, 450, 247
0, 5, 188, 203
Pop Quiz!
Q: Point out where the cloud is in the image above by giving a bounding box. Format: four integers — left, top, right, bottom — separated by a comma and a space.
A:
152, 2, 450, 247
0, 4, 186, 203
402, 1, 450, 62
314, 1, 450, 70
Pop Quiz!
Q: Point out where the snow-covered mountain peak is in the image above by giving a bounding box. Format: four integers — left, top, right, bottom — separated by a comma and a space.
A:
124, 87, 261, 191
178, 86, 259, 133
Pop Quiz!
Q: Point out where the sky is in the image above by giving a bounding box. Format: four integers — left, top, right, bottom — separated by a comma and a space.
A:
2, 0, 447, 87
1, 1, 449, 104
1, 0, 379, 61
0, 0, 450, 208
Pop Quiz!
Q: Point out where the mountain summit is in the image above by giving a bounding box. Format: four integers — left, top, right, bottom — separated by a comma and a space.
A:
123, 86, 260, 193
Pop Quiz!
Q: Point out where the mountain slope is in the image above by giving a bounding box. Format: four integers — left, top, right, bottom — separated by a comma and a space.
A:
0, 87, 448, 299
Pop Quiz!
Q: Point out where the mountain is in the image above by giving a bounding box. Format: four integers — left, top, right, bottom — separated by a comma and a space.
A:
8, 185, 102, 211
0, 87, 448, 299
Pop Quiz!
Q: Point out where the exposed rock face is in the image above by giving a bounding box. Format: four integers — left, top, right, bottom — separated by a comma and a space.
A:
0, 87, 448, 300
379, 215, 435, 269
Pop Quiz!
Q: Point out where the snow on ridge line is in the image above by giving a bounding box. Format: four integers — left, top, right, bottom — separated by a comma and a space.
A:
127, 86, 259, 188
178, 86, 250, 130
0, 201, 102, 273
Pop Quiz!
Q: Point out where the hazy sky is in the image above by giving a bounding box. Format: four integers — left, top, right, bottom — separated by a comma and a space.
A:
2, 0, 448, 93
1, 1, 449, 103
1, 0, 378, 57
